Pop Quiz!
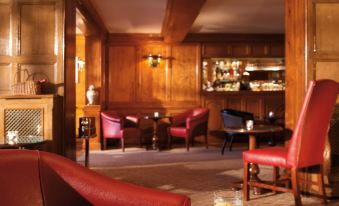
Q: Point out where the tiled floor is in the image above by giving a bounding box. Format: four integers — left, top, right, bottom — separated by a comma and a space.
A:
82, 146, 339, 206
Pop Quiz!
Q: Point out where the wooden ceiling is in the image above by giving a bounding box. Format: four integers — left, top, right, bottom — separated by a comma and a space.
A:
79, 0, 284, 43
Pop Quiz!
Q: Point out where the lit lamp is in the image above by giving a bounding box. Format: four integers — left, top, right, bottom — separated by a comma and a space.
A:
146, 54, 162, 68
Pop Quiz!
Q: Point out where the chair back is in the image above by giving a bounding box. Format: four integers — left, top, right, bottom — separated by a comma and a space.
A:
187, 108, 209, 135
287, 80, 339, 168
192, 108, 209, 118
221, 109, 254, 128
101, 111, 124, 138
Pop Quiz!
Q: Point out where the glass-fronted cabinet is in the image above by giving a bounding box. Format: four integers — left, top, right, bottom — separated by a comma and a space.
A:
202, 58, 285, 91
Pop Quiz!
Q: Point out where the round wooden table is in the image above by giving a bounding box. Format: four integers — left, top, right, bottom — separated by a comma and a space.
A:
144, 115, 170, 151
224, 124, 283, 194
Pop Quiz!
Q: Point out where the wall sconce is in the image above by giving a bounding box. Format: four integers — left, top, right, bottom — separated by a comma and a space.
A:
75, 56, 85, 83
76, 56, 85, 72
146, 54, 162, 68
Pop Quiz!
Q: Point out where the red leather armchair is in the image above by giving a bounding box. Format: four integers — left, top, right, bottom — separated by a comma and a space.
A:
243, 80, 339, 206
101, 111, 141, 151
167, 108, 209, 151
0, 149, 191, 206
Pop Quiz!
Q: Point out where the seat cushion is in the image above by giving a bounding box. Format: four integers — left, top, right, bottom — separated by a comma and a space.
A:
243, 147, 288, 167
169, 127, 188, 138
0, 150, 44, 206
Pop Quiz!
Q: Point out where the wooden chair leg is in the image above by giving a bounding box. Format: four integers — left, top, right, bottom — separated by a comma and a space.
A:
273, 166, 279, 194
205, 133, 208, 149
243, 161, 250, 201
318, 164, 327, 204
185, 138, 189, 151
291, 168, 302, 206
221, 138, 227, 155
121, 138, 125, 152
103, 138, 107, 150
229, 135, 234, 151
139, 133, 142, 147
167, 131, 172, 149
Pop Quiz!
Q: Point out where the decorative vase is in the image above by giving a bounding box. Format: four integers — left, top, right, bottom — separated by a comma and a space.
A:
86, 85, 97, 105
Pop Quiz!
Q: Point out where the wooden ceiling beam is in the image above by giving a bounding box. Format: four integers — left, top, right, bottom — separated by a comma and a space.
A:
162, 0, 206, 43
76, 0, 108, 36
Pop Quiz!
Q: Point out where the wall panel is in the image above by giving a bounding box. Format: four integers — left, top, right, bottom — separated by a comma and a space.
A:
0, 0, 63, 96
0, 65, 11, 91
315, 3, 339, 56
0, 3, 10, 56
204, 99, 223, 131
315, 61, 339, 102
244, 98, 262, 119
19, 3, 55, 56
137, 44, 169, 103
171, 44, 199, 103
108, 46, 136, 103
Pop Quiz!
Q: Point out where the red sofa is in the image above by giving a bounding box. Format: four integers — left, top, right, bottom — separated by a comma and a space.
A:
0, 150, 191, 206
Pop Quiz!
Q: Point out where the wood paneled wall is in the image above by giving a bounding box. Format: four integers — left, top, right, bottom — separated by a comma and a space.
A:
105, 41, 201, 115
105, 34, 284, 117
0, 0, 64, 95
308, 0, 339, 100
285, 0, 339, 130
202, 91, 284, 134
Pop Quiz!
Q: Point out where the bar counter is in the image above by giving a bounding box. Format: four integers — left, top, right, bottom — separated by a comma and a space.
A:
201, 90, 285, 136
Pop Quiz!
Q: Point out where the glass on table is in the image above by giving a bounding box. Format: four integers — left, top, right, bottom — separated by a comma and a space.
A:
213, 190, 242, 206
245, 120, 254, 130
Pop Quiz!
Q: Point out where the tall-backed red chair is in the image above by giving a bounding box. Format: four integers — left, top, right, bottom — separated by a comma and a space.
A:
167, 108, 209, 151
0, 150, 191, 206
243, 79, 339, 206
101, 111, 141, 152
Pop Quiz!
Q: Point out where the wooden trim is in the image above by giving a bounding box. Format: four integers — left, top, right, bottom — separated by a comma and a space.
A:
285, 0, 307, 131
0, 56, 12, 64
76, 0, 108, 34
161, 0, 206, 43
185, 33, 285, 43
107, 33, 285, 45
108, 33, 164, 44
64, 0, 77, 160
249, 181, 293, 193
100, 36, 107, 108
201, 90, 285, 97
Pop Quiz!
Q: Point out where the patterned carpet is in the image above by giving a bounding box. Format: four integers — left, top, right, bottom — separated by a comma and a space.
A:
78, 146, 339, 206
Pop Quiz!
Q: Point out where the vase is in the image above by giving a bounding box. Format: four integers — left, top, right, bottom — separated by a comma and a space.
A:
86, 85, 97, 105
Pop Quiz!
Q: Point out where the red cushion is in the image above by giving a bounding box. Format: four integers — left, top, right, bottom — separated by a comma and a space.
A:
243, 147, 288, 167
169, 127, 188, 138
0, 150, 191, 206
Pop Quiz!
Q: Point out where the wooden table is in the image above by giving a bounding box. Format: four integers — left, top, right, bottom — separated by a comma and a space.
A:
144, 115, 169, 151
224, 124, 283, 194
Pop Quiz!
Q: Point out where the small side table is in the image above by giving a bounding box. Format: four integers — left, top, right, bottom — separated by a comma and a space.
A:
78, 117, 96, 167
144, 115, 169, 151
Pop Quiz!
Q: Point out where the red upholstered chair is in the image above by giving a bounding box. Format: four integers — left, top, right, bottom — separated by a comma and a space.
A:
101, 111, 141, 152
0, 149, 191, 206
167, 108, 209, 151
243, 79, 339, 206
